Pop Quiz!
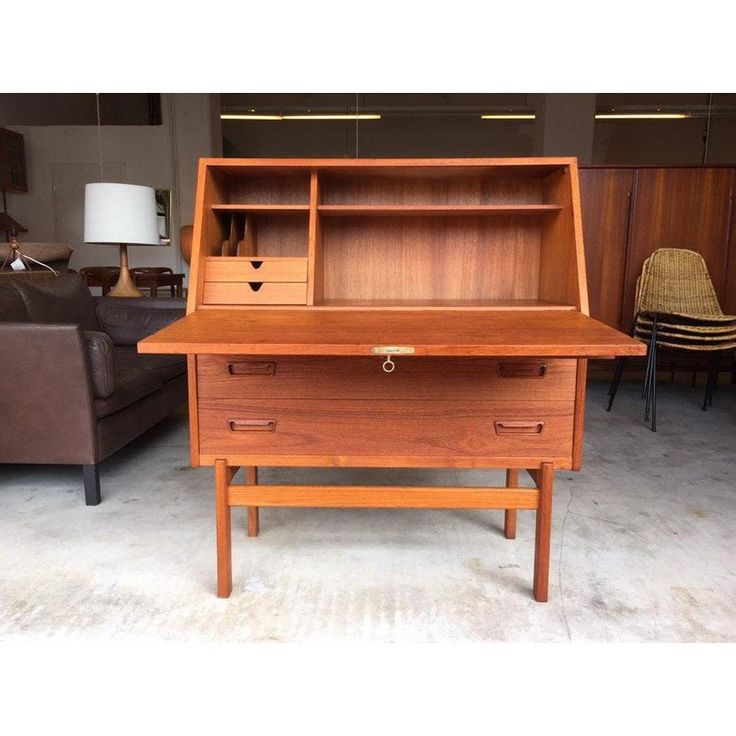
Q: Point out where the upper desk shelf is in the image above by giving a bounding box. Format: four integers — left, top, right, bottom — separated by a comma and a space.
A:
188, 157, 589, 313
212, 203, 563, 217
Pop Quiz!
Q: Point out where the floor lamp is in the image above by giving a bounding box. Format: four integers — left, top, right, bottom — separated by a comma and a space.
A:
84, 182, 161, 297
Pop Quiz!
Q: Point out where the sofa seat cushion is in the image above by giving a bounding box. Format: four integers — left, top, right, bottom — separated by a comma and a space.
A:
13, 273, 100, 331
94, 351, 164, 419
115, 346, 186, 382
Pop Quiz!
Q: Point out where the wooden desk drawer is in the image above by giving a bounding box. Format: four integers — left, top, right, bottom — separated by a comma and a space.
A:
204, 257, 308, 282
198, 399, 574, 462
197, 356, 577, 401
202, 281, 307, 305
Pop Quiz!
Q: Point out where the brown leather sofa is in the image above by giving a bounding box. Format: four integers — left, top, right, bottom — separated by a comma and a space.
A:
0, 273, 187, 505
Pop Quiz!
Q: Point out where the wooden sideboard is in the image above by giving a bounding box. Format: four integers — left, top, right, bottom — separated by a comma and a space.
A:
140, 157, 643, 601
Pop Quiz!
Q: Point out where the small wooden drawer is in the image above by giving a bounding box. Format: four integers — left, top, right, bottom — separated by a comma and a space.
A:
198, 398, 575, 465
202, 281, 308, 305
204, 257, 308, 283
197, 356, 577, 401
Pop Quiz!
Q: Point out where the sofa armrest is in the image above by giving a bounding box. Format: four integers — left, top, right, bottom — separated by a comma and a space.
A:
84, 330, 116, 398
95, 299, 185, 346
0, 323, 97, 465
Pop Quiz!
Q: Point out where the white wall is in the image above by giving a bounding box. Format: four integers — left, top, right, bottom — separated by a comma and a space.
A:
2, 94, 219, 281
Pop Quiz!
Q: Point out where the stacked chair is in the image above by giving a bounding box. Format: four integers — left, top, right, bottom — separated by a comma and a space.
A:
607, 248, 736, 431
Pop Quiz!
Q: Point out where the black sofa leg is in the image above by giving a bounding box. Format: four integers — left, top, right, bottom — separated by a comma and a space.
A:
83, 464, 101, 506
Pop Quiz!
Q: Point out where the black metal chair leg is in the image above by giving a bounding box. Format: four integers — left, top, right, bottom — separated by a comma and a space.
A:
607, 357, 627, 411
642, 327, 656, 401
644, 317, 658, 430
643, 341, 654, 418
703, 351, 721, 411
650, 329, 658, 432
83, 464, 101, 506
702, 354, 713, 411
608, 320, 637, 412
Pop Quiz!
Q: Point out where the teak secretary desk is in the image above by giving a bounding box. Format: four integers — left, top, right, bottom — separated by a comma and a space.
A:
139, 157, 645, 601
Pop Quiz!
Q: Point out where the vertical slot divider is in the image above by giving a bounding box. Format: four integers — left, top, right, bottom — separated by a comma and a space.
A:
239, 213, 256, 257
307, 170, 323, 305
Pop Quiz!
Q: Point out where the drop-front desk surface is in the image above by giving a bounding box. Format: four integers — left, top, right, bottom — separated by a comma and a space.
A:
140, 307, 645, 601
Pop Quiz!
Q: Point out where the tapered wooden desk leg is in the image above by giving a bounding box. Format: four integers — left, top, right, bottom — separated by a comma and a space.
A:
246, 466, 259, 537
504, 469, 519, 539
215, 459, 232, 598
533, 463, 554, 603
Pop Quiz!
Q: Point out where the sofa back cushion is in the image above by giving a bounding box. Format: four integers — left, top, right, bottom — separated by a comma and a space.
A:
0, 278, 29, 322
12, 273, 100, 331
96, 302, 183, 345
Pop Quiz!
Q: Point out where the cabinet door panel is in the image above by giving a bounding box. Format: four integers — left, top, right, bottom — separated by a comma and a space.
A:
625, 168, 733, 322
579, 168, 634, 329
724, 178, 736, 315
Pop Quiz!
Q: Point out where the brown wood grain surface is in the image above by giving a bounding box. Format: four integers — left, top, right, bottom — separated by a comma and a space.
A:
204, 257, 308, 282
533, 462, 554, 602
203, 282, 307, 306
140, 308, 646, 357
319, 172, 546, 206
579, 168, 634, 329
321, 215, 543, 302
724, 189, 736, 315
318, 205, 562, 216
539, 166, 588, 313
227, 484, 540, 509
623, 168, 734, 324
227, 173, 310, 205
197, 356, 577, 401
198, 398, 575, 461
571, 359, 588, 471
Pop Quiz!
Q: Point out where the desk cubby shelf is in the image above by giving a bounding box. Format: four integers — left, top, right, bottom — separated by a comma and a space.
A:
317, 204, 563, 216
211, 204, 310, 213
195, 159, 586, 309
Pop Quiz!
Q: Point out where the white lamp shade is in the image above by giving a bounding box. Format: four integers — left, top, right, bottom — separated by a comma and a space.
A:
84, 183, 161, 245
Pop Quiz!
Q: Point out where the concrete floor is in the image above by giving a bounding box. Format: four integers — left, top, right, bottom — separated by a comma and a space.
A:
1, 381, 734, 642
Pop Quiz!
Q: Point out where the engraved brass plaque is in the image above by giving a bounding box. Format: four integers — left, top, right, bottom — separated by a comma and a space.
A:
370, 346, 416, 355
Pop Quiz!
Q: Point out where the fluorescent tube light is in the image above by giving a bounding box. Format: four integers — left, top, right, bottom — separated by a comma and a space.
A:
595, 113, 692, 120
281, 114, 381, 121
221, 114, 283, 121
221, 113, 382, 121
481, 114, 536, 120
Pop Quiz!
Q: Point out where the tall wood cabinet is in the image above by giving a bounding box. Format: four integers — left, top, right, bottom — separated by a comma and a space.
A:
580, 166, 736, 331
140, 157, 643, 601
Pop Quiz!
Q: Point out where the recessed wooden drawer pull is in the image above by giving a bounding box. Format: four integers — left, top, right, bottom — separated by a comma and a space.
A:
248, 282, 263, 292
229, 419, 277, 432
227, 362, 276, 376
497, 363, 548, 378
494, 421, 545, 435
249, 260, 263, 269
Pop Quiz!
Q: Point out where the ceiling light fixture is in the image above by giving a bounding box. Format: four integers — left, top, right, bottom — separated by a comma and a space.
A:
220, 113, 382, 121
282, 114, 381, 121
480, 114, 536, 120
595, 113, 692, 120
221, 114, 284, 120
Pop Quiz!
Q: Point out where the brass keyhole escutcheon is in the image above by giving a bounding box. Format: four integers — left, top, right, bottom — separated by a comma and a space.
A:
382, 356, 396, 373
